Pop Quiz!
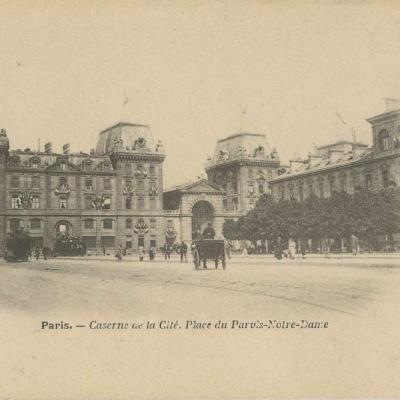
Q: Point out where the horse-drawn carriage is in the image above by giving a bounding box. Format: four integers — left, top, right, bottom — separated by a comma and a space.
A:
5, 230, 31, 262
54, 235, 86, 256
192, 239, 226, 270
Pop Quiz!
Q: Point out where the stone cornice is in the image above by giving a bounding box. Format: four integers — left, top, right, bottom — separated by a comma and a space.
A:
206, 158, 280, 171
111, 152, 165, 163
270, 150, 400, 184
5, 167, 116, 176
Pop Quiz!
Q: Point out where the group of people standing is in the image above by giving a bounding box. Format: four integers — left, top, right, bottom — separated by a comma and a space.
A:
31, 246, 50, 260
272, 235, 360, 260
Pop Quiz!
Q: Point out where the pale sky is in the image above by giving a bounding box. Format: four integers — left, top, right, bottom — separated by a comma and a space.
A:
1, 1, 400, 186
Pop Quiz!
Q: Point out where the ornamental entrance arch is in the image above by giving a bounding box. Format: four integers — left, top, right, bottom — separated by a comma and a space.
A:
191, 200, 215, 240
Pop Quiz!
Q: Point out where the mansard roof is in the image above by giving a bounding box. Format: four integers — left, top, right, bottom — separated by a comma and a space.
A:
271, 145, 374, 183
206, 131, 278, 169
96, 122, 161, 155
164, 179, 225, 194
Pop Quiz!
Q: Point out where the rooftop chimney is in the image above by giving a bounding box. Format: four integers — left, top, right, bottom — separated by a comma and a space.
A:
307, 153, 323, 168
62, 143, 70, 155
329, 149, 343, 163
44, 142, 52, 153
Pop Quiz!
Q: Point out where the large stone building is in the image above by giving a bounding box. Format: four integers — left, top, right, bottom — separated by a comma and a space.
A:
163, 132, 281, 243
269, 108, 400, 200
0, 123, 280, 255
0, 123, 166, 255
4, 105, 395, 256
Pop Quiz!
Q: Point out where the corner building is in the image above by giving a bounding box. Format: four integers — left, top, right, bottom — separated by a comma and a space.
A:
0, 123, 165, 255
269, 107, 400, 246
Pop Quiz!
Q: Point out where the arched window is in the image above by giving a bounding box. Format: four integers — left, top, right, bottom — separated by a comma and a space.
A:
125, 197, 132, 209
379, 130, 390, 151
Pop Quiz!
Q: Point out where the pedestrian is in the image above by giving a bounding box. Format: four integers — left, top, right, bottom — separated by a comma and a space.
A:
115, 245, 122, 262
274, 237, 283, 260
180, 241, 188, 262
299, 240, 307, 259
225, 241, 231, 259
149, 246, 156, 261
42, 246, 48, 261
138, 246, 144, 261
351, 234, 359, 256
103, 247, 106, 256
322, 238, 330, 258
164, 243, 171, 260
34, 246, 40, 260
288, 238, 296, 259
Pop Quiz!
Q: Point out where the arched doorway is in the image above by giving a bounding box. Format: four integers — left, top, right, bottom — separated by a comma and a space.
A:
55, 220, 72, 239
192, 201, 214, 239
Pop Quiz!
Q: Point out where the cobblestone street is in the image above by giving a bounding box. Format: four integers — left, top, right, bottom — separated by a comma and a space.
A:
1, 255, 400, 398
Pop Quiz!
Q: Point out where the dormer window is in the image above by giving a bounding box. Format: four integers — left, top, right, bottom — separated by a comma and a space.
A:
379, 130, 390, 151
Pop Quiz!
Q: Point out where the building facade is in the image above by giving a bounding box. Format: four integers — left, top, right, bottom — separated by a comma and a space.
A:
269, 108, 400, 200
162, 132, 282, 243
0, 123, 166, 255
0, 122, 281, 255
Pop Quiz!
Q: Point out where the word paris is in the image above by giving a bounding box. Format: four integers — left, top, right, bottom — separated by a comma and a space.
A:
41, 319, 329, 330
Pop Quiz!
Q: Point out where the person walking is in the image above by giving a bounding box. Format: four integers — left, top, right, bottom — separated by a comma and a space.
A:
149, 246, 156, 261
288, 238, 296, 259
225, 241, 231, 259
164, 243, 171, 260
274, 237, 283, 260
299, 239, 307, 259
180, 241, 188, 262
42, 246, 48, 261
138, 246, 144, 262
34, 246, 40, 261
351, 234, 359, 256
322, 238, 330, 259
115, 246, 122, 262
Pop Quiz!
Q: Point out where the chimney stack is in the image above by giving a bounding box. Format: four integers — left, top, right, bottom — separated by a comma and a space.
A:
329, 149, 343, 163
44, 142, 52, 153
62, 143, 70, 155
307, 153, 323, 168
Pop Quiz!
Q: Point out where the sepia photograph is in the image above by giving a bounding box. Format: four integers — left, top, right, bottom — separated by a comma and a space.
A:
1, 1, 400, 399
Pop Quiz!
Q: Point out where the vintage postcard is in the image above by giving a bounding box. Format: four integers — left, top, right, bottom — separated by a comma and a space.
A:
1, 1, 400, 399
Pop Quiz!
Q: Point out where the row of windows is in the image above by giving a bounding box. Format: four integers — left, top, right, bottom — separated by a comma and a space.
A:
278, 170, 393, 200
83, 218, 158, 230
9, 218, 158, 231
10, 194, 159, 210
123, 164, 157, 175
248, 183, 266, 194
10, 175, 158, 192
9, 219, 42, 230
